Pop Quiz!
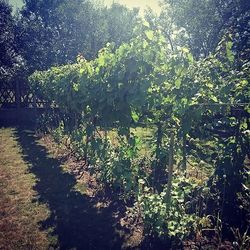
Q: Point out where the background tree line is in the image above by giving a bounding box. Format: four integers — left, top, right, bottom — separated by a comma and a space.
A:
1, 0, 249, 85
1, 0, 139, 85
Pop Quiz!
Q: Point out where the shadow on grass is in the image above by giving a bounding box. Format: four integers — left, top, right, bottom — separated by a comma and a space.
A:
15, 128, 123, 250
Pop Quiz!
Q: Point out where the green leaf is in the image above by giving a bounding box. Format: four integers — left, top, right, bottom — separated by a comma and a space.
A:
187, 53, 194, 63
226, 41, 234, 63
98, 56, 105, 66
131, 111, 140, 122
211, 96, 218, 102
143, 40, 148, 49
145, 30, 154, 41
175, 78, 181, 89
182, 47, 189, 53
143, 21, 150, 28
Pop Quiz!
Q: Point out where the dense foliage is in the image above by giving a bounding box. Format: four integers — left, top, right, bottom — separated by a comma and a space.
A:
1, 0, 139, 94
15, 0, 139, 73
30, 21, 250, 245
0, 0, 21, 81
158, 0, 250, 58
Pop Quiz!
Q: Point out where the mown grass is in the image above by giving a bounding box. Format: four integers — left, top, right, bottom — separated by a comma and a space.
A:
104, 126, 156, 157
0, 127, 53, 250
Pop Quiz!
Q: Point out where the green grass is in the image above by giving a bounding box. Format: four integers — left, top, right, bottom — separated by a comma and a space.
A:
105, 126, 156, 157
0, 127, 52, 249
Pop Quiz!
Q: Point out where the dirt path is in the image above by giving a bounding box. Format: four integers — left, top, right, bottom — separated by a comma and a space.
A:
0, 128, 125, 249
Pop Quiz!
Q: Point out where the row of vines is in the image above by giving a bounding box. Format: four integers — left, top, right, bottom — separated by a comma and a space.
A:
30, 22, 250, 246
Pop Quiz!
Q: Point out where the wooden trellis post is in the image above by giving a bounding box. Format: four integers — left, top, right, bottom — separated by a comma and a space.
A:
166, 131, 174, 208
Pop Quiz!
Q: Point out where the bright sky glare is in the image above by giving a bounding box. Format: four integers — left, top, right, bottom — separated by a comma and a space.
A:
9, 0, 23, 9
104, 0, 161, 14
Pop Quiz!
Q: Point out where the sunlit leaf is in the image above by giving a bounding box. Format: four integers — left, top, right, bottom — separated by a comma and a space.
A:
145, 30, 154, 40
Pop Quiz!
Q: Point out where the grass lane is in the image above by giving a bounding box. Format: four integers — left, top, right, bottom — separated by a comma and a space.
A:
0, 127, 52, 250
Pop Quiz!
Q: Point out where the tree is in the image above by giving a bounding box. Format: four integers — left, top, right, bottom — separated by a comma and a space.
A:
0, 0, 21, 82
105, 3, 139, 47
160, 0, 250, 58
14, 0, 139, 76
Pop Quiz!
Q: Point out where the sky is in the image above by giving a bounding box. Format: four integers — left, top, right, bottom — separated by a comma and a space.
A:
9, 0, 161, 15
9, 0, 23, 9
104, 0, 161, 14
